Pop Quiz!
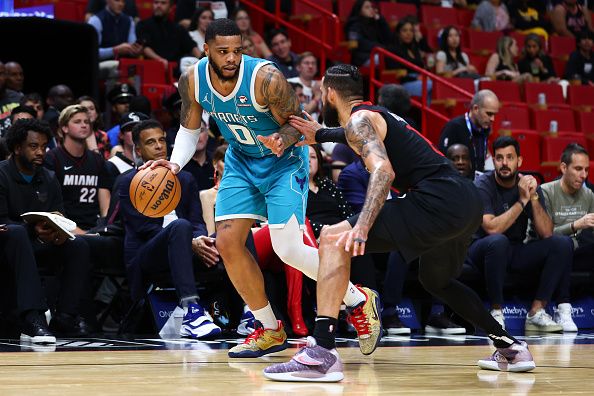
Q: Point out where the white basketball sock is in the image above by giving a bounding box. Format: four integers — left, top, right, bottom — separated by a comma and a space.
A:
251, 302, 277, 330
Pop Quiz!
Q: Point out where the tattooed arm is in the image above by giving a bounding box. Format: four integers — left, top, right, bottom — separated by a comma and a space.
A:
255, 65, 303, 155
143, 67, 204, 173
339, 110, 394, 254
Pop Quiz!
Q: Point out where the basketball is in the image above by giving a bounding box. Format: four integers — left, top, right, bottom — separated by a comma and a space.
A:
129, 166, 181, 218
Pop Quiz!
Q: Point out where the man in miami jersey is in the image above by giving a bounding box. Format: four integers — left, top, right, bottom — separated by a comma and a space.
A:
143, 19, 375, 358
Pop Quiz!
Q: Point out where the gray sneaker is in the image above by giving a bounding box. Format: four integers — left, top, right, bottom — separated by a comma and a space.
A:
263, 337, 344, 382
477, 341, 536, 372
525, 309, 563, 333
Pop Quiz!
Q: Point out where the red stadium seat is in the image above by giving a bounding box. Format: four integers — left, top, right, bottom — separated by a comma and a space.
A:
590, 161, 594, 184
576, 111, 594, 134
420, 5, 457, 28
118, 59, 168, 85
141, 83, 176, 111
456, 8, 474, 27
293, 0, 333, 18
467, 30, 502, 54
509, 130, 541, 171
433, 77, 474, 100
466, 53, 489, 75
552, 57, 566, 79
479, 80, 523, 104
542, 134, 587, 163
337, 0, 356, 21
524, 82, 567, 108
539, 162, 561, 182
379, 2, 417, 28
549, 35, 575, 60
424, 27, 443, 50
54, 1, 85, 22
588, 137, 594, 157
567, 85, 594, 108
493, 105, 532, 132
532, 108, 577, 133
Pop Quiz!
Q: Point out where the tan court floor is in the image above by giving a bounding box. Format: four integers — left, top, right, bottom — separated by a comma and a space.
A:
0, 342, 593, 395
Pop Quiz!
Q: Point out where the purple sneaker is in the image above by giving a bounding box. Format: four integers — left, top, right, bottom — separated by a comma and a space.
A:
263, 337, 344, 382
478, 341, 536, 372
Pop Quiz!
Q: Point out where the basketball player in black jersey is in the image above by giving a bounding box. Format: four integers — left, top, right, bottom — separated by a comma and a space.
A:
260, 64, 535, 382
44, 105, 111, 233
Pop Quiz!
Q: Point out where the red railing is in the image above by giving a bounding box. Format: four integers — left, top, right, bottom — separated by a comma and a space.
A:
369, 46, 474, 137
238, 0, 341, 73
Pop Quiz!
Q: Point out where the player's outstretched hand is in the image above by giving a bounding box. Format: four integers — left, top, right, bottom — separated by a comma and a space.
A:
139, 159, 181, 174
257, 133, 285, 157
289, 111, 321, 147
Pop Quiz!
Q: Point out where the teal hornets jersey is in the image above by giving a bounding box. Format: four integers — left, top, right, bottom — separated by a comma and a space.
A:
194, 55, 281, 158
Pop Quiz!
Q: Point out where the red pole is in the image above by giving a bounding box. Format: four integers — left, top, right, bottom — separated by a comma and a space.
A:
421, 74, 427, 136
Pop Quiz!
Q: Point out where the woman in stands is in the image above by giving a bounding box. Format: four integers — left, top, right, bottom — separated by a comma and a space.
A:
232, 7, 272, 59
77, 96, 110, 160
435, 26, 480, 79
188, 7, 214, 57
344, 0, 392, 67
390, 19, 433, 98
485, 36, 532, 82
518, 34, 559, 83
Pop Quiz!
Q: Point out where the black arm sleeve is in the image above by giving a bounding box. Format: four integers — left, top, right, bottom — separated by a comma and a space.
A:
315, 127, 348, 144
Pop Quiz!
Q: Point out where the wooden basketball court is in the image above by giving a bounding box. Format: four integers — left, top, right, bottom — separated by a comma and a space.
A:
1, 333, 594, 394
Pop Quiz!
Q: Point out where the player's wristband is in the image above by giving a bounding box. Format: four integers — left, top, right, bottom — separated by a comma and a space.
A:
315, 127, 347, 144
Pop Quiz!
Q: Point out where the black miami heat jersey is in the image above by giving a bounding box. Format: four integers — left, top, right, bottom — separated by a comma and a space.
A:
350, 103, 457, 192
44, 146, 111, 230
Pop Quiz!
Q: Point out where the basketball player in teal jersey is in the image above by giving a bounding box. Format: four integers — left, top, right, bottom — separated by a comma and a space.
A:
143, 19, 380, 358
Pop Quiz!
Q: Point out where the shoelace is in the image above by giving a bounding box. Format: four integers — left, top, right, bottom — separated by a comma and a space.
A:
348, 306, 371, 335
243, 326, 265, 344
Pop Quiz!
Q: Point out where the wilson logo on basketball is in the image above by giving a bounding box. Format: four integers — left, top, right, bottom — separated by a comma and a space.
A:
150, 180, 175, 211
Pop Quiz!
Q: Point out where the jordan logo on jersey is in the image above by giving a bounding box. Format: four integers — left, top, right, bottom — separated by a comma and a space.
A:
202, 93, 211, 105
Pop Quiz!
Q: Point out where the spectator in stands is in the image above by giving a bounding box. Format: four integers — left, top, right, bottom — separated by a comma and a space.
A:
242, 35, 258, 58
43, 84, 74, 145
344, 0, 392, 67
267, 29, 299, 78
10, 105, 36, 123
377, 83, 418, 129
44, 105, 111, 233
182, 118, 215, 192
403, 15, 434, 63
446, 144, 474, 179
119, 119, 221, 339
467, 136, 576, 332
85, 0, 138, 22
77, 96, 111, 160
106, 111, 147, 182
88, 0, 143, 80
486, 36, 533, 82
435, 26, 480, 79
20, 93, 44, 120
232, 7, 272, 58
564, 30, 594, 84
105, 82, 137, 142
518, 34, 559, 83
509, 0, 550, 41
1, 119, 93, 337
0, 61, 23, 138
5, 62, 24, 94
287, 52, 322, 119
439, 90, 499, 173
551, 0, 593, 38
472, 0, 511, 32
136, 0, 201, 70
163, 91, 181, 154
188, 7, 214, 57
390, 19, 433, 99
542, 144, 594, 289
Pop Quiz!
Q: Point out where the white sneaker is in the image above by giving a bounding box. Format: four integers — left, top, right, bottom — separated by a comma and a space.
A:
490, 309, 505, 330
554, 303, 578, 332
180, 303, 222, 339
525, 309, 563, 333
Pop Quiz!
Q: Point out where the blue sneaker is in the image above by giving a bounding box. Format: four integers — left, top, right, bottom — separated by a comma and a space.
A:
237, 306, 255, 336
180, 303, 222, 339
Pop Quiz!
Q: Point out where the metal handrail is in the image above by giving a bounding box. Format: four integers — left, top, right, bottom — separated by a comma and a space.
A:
238, 0, 341, 73
369, 46, 474, 136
